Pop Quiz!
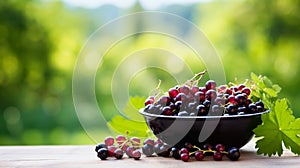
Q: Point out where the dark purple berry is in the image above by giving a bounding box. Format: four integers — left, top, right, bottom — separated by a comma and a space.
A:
226, 104, 237, 115
247, 103, 257, 114
180, 153, 189, 162
132, 150, 141, 160
95, 143, 107, 152
206, 80, 217, 90
114, 148, 123, 159
255, 101, 264, 109
179, 148, 189, 155
213, 151, 223, 161
97, 148, 109, 160
179, 85, 190, 95
142, 144, 154, 156
143, 138, 155, 146
171, 147, 181, 159
195, 151, 204, 161
215, 144, 225, 152
206, 89, 217, 100
228, 147, 240, 161
197, 104, 207, 116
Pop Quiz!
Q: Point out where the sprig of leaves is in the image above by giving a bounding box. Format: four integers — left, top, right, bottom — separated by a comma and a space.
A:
253, 99, 300, 156
248, 72, 281, 109
249, 72, 300, 156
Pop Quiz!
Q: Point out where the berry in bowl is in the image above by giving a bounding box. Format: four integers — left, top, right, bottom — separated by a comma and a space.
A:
140, 72, 269, 149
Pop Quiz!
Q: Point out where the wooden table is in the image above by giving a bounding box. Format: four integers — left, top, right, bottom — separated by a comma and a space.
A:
0, 140, 299, 168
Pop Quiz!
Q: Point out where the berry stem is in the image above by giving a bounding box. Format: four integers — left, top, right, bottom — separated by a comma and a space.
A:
185, 69, 207, 86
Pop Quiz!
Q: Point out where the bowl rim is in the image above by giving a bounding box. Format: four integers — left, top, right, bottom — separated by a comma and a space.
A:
139, 108, 270, 119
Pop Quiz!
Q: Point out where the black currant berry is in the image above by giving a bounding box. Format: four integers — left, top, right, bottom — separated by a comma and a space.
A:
114, 148, 123, 159
197, 104, 207, 116
180, 153, 189, 162
95, 143, 107, 152
247, 103, 257, 114
142, 144, 154, 156
157, 145, 170, 157
228, 147, 240, 161
195, 151, 204, 161
255, 101, 264, 109
213, 151, 223, 161
97, 148, 109, 160
126, 146, 135, 158
205, 80, 217, 90
154, 143, 163, 154
171, 147, 181, 159
226, 104, 237, 115
132, 150, 141, 160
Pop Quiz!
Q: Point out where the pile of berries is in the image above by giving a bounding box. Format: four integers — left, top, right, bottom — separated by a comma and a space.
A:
144, 71, 265, 116
95, 133, 142, 160
172, 143, 240, 162
95, 134, 240, 162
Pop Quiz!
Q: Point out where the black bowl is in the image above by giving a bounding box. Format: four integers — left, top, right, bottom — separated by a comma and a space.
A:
140, 109, 269, 149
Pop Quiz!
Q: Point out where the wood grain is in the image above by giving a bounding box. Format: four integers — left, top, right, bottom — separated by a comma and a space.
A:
0, 140, 299, 168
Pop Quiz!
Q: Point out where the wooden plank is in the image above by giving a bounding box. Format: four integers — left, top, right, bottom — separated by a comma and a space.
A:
0, 140, 299, 168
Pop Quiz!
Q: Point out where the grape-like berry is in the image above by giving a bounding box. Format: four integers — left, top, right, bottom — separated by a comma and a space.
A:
213, 151, 223, 161
116, 135, 126, 145
228, 147, 240, 161
180, 153, 189, 162
97, 148, 109, 160
171, 147, 181, 159
95, 143, 107, 152
108, 146, 117, 157
132, 150, 141, 160
195, 151, 204, 161
125, 146, 135, 158
114, 148, 123, 159
104, 136, 114, 146
142, 144, 154, 156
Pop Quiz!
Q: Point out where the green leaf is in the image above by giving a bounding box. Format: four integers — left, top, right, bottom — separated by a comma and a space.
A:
251, 72, 259, 83
131, 96, 147, 109
263, 76, 273, 88
107, 96, 151, 138
263, 88, 277, 97
107, 115, 149, 137
272, 84, 282, 93
123, 96, 146, 121
254, 99, 300, 156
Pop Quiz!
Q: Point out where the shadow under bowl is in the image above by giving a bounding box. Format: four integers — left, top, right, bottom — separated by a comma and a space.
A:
140, 109, 269, 149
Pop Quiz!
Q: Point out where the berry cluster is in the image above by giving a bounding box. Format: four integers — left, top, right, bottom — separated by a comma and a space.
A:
95, 133, 142, 160
141, 139, 240, 162
173, 143, 240, 162
144, 71, 265, 116
95, 135, 241, 162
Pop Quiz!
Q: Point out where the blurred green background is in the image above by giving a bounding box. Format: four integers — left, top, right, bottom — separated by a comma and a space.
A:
1, 0, 299, 145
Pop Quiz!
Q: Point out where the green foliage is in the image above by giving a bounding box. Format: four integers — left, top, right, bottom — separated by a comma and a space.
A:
249, 72, 282, 109
249, 73, 300, 156
123, 96, 147, 121
107, 96, 150, 137
254, 99, 300, 156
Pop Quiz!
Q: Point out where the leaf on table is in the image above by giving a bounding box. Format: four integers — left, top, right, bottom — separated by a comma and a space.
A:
123, 96, 146, 121
107, 115, 149, 137
107, 96, 150, 137
253, 99, 300, 156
